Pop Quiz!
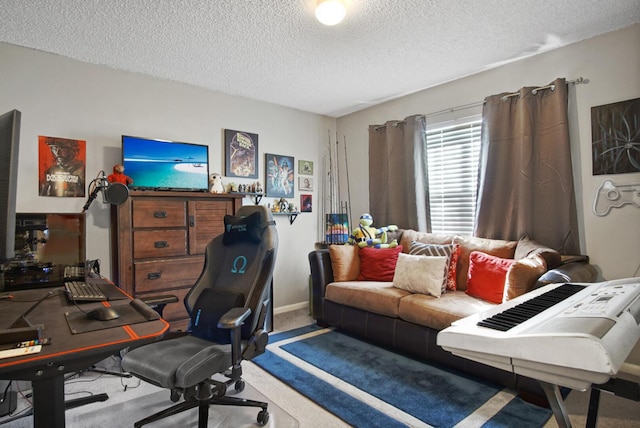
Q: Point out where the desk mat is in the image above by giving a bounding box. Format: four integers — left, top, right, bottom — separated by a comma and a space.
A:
65, 299, 160, 334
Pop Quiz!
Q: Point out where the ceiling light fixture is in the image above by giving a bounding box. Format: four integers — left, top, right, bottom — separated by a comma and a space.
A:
315, 0, 346, 26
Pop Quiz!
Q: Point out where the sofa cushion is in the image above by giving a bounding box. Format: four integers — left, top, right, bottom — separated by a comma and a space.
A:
466, 251, 515, 304
503, 253, 547, 302
392, 253, 447, 297
453, 236, 517, 291
514, 236, 562, 269
400, 230, 454, 251
329, 244, 360, 282
398, 291, 496, 330
409, 241, 460, 292
357, 245, 403, 281
325, 281, 411, 318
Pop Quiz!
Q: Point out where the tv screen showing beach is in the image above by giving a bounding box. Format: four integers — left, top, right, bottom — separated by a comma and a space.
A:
122, 135, 210, 191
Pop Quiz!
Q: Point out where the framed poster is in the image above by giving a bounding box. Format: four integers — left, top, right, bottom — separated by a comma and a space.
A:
38, 136, 86, 197
224, 129, 258, 178
298, 160, 314, 175
300, 194, 312, 212
298, 177, 313, 191
265, 153, 294, 198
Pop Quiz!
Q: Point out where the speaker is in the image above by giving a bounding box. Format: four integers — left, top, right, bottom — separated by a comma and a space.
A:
104, 182, 129, 205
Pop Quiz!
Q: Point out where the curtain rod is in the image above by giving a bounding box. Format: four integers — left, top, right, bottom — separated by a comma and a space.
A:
500, 76, 585, 101
373, 77, 586, 131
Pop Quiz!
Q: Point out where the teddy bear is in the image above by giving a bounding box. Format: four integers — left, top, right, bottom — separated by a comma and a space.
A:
347, 213, 398, 248
209, 173, 225, 193
107, 164, 133, 186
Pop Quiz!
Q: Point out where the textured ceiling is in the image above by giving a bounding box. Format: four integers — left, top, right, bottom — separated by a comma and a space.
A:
1, 1, 639, 117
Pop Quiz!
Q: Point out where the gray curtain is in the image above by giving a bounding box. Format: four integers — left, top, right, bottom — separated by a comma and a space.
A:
368, 114, 430, 231
475, 78, 580, 254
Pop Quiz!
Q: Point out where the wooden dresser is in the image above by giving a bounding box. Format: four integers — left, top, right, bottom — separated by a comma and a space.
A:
111, 190, 243, 330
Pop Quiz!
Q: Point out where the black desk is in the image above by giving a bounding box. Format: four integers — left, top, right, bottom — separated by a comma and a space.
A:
0, 282, 169, 428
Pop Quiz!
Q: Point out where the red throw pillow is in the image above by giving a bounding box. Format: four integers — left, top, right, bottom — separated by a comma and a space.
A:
465, 251, 515, 304
357, 245, 403, 281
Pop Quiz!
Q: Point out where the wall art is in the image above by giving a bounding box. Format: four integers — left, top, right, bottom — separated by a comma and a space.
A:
298, 177, 313, 191
301, 194, 313, 212
38, 136, 86, 197
298, 159, 314, 175
224, 129, 258, 178
591, 97, 640, 175
265, 153, 294, 198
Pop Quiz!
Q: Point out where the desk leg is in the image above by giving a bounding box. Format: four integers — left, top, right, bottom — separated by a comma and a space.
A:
32, 375, 65, 428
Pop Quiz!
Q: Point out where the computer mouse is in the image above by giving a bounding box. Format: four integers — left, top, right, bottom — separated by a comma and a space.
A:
87, 307, 120, 321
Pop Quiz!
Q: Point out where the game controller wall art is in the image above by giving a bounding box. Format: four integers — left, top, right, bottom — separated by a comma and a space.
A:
593, 179, 640, 217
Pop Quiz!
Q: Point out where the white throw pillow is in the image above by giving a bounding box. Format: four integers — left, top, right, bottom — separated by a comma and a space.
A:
392, 253, 447, 297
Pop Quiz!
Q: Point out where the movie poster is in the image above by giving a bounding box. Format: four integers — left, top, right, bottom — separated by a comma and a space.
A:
38, 136, 86, 197
225, 129, 258, 179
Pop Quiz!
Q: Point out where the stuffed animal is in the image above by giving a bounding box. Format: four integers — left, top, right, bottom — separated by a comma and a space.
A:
107, 164, 133, 186
347, 213, 398, 248
209, 173, 225, 193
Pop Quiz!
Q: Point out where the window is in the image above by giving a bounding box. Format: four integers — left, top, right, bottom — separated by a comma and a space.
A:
425, 118, 481, 236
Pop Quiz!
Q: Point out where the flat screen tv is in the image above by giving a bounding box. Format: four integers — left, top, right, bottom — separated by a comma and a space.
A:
122, 135, 210, 192
0, 109, 21, 263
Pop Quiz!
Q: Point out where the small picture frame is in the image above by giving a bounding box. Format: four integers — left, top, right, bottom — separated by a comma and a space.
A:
265, 153, 294, 198
224, 129, 258, 179
298, 160, 313, 175
300, 194, 312, 212
298, 177, 313, 191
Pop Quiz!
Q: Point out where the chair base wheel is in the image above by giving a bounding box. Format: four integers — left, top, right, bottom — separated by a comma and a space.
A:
257, 409, 269, 426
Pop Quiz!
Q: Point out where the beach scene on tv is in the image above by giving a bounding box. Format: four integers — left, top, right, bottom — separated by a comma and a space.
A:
122, 136, 209, 191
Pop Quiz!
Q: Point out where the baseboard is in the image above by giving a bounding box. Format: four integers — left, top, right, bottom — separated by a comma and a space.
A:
274, 301, 308, 315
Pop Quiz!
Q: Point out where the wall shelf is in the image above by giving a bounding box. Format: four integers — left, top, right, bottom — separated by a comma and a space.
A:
273, 211, 300, 225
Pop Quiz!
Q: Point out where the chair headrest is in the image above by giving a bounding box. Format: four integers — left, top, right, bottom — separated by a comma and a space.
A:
223, 205, 275, 246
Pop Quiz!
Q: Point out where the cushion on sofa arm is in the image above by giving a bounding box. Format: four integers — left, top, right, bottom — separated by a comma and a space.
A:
453, 236, 517, 291
503, 253, 547, 302
514, 236, 562, 269
329, 244, 360, 282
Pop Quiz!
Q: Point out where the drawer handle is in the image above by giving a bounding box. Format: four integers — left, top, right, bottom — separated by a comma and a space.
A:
154, 241, 169, 248
154, 211, 168, 218
147, 272, 162, 280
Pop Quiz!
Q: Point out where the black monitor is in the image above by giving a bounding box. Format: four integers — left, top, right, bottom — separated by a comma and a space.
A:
0, 109, 21, 264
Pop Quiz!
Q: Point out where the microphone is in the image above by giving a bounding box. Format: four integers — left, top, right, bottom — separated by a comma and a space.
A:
82, 182, 104, 212
82, 172, 129, 212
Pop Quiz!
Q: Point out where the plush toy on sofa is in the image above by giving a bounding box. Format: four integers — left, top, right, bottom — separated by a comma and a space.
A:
107, 164, 133, 186
347, 213, 398, 248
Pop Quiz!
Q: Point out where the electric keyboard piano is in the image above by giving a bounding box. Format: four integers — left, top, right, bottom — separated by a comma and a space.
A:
437, 277, 640, 391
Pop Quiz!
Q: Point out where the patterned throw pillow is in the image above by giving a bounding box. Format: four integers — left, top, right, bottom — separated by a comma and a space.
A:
409, 241, 460, 293
465, 251, 515, 304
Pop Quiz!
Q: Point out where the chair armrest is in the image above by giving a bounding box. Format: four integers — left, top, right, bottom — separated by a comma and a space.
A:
309, 249, 333, 320
217, 307, 251, 329
141, 295, 179, 306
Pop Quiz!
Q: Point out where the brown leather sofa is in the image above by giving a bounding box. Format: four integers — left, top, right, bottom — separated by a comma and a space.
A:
308, 229, 598, 402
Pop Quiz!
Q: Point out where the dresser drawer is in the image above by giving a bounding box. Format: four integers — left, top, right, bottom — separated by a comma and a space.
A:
133, 229, 187, 259
134, 256, 204, 293
132, 200, 186, 228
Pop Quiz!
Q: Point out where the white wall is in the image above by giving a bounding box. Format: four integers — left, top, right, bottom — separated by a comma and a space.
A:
0, 42, 335, 310
337, 24, 640, 281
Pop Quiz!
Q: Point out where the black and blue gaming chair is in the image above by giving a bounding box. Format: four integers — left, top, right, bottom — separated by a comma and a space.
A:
122, 205, 278, 428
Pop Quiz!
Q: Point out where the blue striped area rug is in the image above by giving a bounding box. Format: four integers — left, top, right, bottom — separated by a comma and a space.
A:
254, 325, 553, 428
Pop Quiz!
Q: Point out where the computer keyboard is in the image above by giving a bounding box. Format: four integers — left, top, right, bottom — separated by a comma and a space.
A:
64, 265, 85, 280
64, 281, 107, 302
